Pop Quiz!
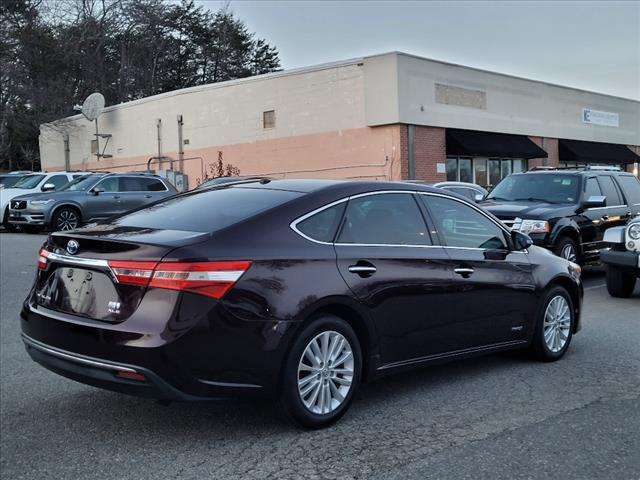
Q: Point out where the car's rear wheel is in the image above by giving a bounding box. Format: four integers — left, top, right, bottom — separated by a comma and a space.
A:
606, 265, 636, 298
52, 207, 81, 231
279, 314, 361, 429
531, 286, 574, 362
554, 236, 579, 263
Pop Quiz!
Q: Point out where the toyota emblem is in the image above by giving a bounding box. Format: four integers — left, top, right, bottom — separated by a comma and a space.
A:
66, 240, 79, 255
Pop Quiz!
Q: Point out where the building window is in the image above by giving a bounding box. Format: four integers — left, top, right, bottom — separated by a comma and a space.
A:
263, 110, 276, 129
447, 156, 525, 188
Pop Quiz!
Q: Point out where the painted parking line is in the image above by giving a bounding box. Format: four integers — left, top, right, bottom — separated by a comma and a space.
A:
584, 283, 606, 290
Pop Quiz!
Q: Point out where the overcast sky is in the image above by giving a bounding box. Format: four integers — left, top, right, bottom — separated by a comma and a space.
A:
200, 0, 640, 100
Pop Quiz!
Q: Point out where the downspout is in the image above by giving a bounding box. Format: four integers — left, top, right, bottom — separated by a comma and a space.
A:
177, 115, 184, 172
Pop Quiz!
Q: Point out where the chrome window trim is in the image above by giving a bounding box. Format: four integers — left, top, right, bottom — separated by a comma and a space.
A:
585, 205, 627, 211
290, 189, 523, 252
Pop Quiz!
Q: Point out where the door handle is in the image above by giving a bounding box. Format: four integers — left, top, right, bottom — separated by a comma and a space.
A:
348, 264, 377, 277
144, 195, 152, 198
113, 195, 121, 199
454, 267, 475, 278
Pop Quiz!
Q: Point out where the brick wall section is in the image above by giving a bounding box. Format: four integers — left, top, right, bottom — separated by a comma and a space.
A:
528, 137, 559, 169
414, 126, 447, 181
400, 125, 409, 180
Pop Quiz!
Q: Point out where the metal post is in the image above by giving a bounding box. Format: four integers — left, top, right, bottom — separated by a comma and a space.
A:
64, 134, 70, 170
94, 118, 100, 162
177, 115, 184, 172
156, 118, 163, 169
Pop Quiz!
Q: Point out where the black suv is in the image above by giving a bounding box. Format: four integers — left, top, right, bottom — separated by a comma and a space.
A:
480, 167, 640, 264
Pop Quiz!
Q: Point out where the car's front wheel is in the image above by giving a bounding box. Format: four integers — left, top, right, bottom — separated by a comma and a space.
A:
279, 314, 362, 429
531, 286, 574, 362
51, 207, 81, 231
606, 265, 636, 298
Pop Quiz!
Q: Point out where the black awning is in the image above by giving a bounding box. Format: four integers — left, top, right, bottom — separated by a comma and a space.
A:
559, 139, 639, 164
446, 129, 548, 159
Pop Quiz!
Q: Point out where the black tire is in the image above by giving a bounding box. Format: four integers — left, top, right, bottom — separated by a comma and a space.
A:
278, 314, 362, 429
606, 265, 636, 298
2, 208, 17, 232
554, 236, 579, 264
51, 207, 81, 231
530, 286, 575, 362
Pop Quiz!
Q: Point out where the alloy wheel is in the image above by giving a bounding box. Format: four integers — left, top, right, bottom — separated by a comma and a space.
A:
560, 244, 576, 262
543, 295, 571, 353
297, 331, 354, 415
57, 210, 78, 231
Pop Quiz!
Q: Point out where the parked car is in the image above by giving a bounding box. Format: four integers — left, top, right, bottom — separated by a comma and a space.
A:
8, 172, 177, 232
601, 216, 640, 297
1, 171, 88, 232
22, 179, 583, 428
0, 171, 31, 189
403, 180, 488, 202
480, 167, 640, 264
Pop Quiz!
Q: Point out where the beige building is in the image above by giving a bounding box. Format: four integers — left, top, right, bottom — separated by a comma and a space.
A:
40, 52, 640, 189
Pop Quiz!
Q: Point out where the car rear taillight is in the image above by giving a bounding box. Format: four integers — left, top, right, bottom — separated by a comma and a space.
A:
108, 260, 158, 286
107, 260, 251, 299
149, 261, 251, 299
37, 248, 49, 270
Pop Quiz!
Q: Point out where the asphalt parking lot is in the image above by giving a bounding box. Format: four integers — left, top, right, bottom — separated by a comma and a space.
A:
1, 232, 638, 480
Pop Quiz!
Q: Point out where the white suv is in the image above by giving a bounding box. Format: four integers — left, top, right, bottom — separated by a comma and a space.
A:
1, 171, 89, 231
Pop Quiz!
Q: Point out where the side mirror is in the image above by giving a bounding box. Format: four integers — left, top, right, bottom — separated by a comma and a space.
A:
474, 193, 485, 203
90, 187, 104, 196
582, 195, 606, 209
511, 230, 533, 250
41, 183, 56, 192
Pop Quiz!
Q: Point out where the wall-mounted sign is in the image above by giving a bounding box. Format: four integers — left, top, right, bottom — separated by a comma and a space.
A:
436, 163, 446, 174
582, 108, 619, 127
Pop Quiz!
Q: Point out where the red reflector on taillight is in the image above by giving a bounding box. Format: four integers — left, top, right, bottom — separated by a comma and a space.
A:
108, 260, 158, 286
149, 261, 251, 299
37, 248, 49, 270
115, 370, 146, 381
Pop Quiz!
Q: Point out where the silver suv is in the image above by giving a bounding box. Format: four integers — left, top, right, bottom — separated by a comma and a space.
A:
8, 172, 177, 232
601, 216, 640, 297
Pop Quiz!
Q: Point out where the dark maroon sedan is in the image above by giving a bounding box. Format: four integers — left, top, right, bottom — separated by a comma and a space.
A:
21, 179, 583, 428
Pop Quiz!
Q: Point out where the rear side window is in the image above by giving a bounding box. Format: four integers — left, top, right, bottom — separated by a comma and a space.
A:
598, 176, 622, 206
337, 193, 431, 245
142, 178, 167, 191
616, 175, 640, 206
584, 177, 602, 199
113, 187, 303, 232
296, 203, 346, 243
120, 177, 167, 191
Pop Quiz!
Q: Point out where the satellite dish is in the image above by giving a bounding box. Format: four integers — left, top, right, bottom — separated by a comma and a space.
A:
81, 93, 105, 121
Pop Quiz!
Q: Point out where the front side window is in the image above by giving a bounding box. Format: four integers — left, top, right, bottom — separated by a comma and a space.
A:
597, 176, 622, 206
296, 202, 346, 243
337, 193, 431, 245
59, 175, 104, 192
488, 174, 581, 204
47, 175, 70, 189
423, 195, 508, 250
93, 177, 119, 192
584, 177, 602, 200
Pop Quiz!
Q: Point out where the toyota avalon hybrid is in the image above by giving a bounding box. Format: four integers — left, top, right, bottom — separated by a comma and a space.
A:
21, 179, 583, 428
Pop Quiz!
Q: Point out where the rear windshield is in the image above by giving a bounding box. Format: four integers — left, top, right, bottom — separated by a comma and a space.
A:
488, 173, 581, 204
111, 186, 303, 232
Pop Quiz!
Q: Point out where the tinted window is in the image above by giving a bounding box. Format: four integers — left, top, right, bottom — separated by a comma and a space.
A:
142, 178, 167, 191
13, 174, 45, 189
0, 176, 24, 188
337, 193, 431, 245
488, 174, 580, 204
445, 187, 476, 201
94, 177, 119, 192
584, 177, 602, 199
424, 196, 508, 250
616, 175, 640, 206
296, 202, 346, 243
47, 175, 70, 189
120, 177, 146, 191
598, 176, 622, 206
113, 187, 302, 232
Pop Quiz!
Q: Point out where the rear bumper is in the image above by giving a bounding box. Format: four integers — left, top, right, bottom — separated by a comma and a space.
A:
22, 334, 203, 401
600, 249, 640, 274
21, 297, 296, 401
